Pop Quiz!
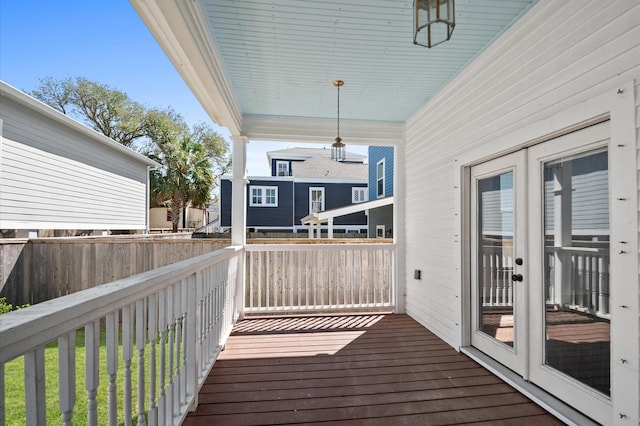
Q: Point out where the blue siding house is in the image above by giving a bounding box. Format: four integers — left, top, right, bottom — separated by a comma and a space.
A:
368, 146, 394, 238
220, 148, 369, 234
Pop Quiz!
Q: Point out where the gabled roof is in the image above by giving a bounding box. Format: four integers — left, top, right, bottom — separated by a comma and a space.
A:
267, 147, 366, 164
292, 156, 367, 180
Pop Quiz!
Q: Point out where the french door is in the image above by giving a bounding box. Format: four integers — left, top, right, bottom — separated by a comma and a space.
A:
470, 150, 527, 375
470, 122, 613, 423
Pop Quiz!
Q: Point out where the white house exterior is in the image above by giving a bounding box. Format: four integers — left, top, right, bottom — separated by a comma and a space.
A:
0, 81, 159, 236
132, 1, 640, 424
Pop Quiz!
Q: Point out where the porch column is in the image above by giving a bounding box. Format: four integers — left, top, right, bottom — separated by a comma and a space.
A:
231, 136, 248, 246
231, 135, 248, 321
553, 161, 572, 307
328, 218, 334, 239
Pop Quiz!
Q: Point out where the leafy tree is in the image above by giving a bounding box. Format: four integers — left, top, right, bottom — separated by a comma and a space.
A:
149, 136, 214, 232
30, 77, 147, 148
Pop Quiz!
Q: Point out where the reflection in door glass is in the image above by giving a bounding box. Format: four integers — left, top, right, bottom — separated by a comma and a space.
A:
477, 172, 514, 347
543, 149, 610, 396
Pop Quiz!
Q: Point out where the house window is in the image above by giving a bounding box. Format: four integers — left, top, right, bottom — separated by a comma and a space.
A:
352, 187, 367, 203
377, 159, 385, 198
276, 161, 289, 176
376, 225, 385, 238
309, 187, 325, 213
250, 186, 278, 207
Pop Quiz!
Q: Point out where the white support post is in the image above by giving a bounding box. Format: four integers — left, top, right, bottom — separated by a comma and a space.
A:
231, 135, 248, 321
231, 136, 248, 247
328, 218, 334, 239
553, 162, 572, 306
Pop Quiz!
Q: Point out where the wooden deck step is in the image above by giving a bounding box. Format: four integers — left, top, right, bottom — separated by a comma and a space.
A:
185, 314, 564, 426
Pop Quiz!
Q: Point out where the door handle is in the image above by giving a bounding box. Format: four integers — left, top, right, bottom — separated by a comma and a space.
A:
511, 274, 523, 282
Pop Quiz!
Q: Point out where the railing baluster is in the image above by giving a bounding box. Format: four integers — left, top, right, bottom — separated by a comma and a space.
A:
122, 304, 133, 426
599, 256, 608, 315
180, 279, 188, 408
85, 320, 100, 426
174, 282, 183, 415
148, 293, 158, 425
106, 312, 119, 426
158, 289, 167, 426
167, 283, 176, 422
186, 274, 198, 411
266, 251, 270, 310
24, 346, 46, 426
136, 299, 147, 425
590, 255, 598, 312
58, 331, 76, 426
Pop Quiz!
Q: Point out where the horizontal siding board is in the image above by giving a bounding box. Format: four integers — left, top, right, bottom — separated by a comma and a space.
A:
1, 97, 149, 181
403, 0, 640, 350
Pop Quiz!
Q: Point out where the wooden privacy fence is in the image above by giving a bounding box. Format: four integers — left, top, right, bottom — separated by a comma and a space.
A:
245, 243, 396, 314
0, 237, 230, 306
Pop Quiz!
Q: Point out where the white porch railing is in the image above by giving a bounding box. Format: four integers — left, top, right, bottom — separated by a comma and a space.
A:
480, 246, 514, 307
245, 244, 395, 314
0, 246, 243, 426
545, 246, 610, 318
479, 245, 610, 318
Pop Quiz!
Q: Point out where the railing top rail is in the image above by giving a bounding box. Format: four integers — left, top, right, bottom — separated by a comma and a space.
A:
0, 245, 243, 363
245, 243, 397, 252
545, 246, 609, 255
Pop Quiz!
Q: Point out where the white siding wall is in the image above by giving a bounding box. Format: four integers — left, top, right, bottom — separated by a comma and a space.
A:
0, 95, 150, 230
403, 0, 639, 348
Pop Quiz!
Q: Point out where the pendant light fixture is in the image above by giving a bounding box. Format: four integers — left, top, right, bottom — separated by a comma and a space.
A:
331, 80, 346, 162
413, 0, 455, 48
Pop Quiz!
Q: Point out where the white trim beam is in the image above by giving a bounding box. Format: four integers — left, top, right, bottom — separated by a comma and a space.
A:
242, 115, 404, 146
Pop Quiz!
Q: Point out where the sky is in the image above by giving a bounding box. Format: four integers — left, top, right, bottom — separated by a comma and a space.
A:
0, 0, 368, 176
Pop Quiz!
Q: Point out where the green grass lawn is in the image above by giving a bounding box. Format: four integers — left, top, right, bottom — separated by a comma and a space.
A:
4, 328, 170, 425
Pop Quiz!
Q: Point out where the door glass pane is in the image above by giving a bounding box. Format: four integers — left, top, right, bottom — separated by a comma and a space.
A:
543, 148, 610, 396
477, 171, 514, 347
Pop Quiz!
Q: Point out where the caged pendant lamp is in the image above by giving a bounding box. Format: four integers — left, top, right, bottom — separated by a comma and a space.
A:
331, 80, 346, 162
413, 0, 455, 48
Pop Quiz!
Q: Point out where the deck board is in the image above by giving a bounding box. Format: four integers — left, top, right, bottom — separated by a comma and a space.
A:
185, 314, 564, 426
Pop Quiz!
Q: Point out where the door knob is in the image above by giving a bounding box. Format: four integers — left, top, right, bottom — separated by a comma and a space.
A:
511, 274, 523, 282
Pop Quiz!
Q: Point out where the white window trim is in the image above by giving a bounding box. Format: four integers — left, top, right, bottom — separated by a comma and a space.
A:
309, 187, 325, 213
376, 225, 385, 238
276, 160, 289, 176
377, 158, 385, 198
249, 185, 278, 207
352, 187, 368, 203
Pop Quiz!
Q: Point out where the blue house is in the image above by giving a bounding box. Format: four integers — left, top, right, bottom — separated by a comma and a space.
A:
368, 146, 394, 238
220, 148, 368, 235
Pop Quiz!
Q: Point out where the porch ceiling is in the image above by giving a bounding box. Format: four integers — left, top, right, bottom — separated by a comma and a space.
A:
132, 0, 535, 141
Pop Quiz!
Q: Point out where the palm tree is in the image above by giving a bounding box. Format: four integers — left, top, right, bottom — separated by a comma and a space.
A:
150, 136, 214, 232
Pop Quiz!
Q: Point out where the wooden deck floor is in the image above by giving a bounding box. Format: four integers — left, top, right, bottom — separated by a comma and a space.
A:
184, 314, 564, 425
